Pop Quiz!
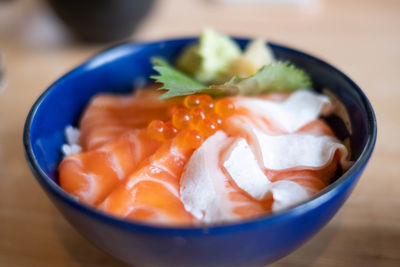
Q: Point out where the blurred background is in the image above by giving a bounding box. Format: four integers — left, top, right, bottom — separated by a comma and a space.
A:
0, 0, 399, 266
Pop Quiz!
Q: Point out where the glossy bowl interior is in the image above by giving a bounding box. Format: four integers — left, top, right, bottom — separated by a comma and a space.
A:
24, 38, 376, 267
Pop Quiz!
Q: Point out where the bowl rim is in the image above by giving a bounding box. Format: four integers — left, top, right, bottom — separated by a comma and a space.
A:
23, 37, 377, 235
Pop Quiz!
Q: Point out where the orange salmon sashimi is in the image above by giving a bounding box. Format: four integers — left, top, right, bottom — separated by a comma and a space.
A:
297, 119, 335, 137
266, 147, 348, 195
266, 159, 338, 195
227, 90, 332, 136
259, 125, 350, 196
59, 130, 161, 205
98, 130, 203, 226
220, 94, 333, 154
220, 93, 347, 200
79, 85, 169, 150
225, 120, 340, 199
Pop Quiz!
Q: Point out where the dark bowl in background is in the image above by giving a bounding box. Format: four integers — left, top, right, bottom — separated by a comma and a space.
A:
46, 0, 155, 42
23, 38, 376, 267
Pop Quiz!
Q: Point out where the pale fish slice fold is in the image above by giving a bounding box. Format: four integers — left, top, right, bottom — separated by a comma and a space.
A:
223, 138, 271, 200
253, 129, 350, 170
269, 180, 310, 212
235, 90, 332, 133
180, 131, 237, 223
221, 138, 310, 212
180, 131, 268, 224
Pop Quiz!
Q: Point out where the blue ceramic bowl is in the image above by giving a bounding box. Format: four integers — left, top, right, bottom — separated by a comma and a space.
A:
24, 38, 377, 267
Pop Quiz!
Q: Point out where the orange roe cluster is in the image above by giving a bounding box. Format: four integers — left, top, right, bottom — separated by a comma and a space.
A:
147, 94, 235, 149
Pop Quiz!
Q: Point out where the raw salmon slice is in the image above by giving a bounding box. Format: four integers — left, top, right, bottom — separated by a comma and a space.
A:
59, 130, 161, 205
98, 132, 197, 226
79, 85, 169, 150
297, 119, 335, 137
266, 151, 344, 195
220, 92, 347, 201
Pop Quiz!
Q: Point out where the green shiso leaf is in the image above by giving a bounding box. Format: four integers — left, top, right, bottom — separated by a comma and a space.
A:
150, 57, 208, 99
150, 57, 312, 99
215, 61, 312, 95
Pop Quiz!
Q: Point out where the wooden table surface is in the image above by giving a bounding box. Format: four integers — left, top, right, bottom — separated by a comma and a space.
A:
0, 0, 399, 266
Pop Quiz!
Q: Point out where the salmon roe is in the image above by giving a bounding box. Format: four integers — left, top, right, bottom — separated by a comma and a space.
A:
148, 94, 235, 143
172, 107, 192, 129
190, 107, 206, 125
207, 112, 222, 125
196, 118, 218, 136
215, 98, 235, 118
176, 129, 204, 149
163, 122, 178, 139
198, 94, 214, 111
183, 95, 201, 109
147, 120, 165, 141
147, 120, 177, 141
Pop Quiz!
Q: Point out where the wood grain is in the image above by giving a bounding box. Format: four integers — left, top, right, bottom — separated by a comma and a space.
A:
0, 0, 399, 266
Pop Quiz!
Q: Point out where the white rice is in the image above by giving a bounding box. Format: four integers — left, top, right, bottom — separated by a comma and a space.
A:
61, 125, 82, 156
